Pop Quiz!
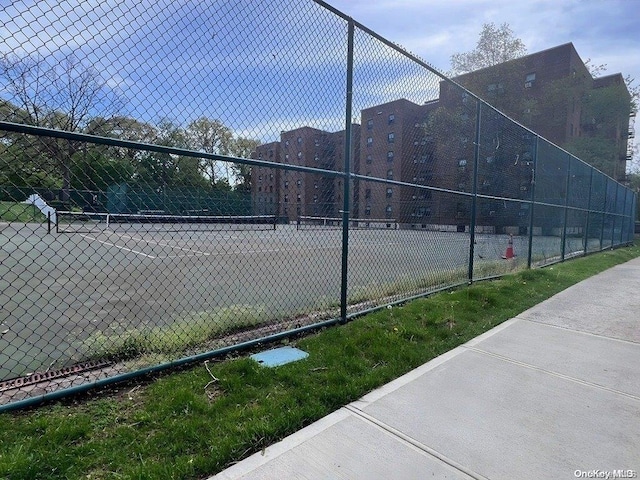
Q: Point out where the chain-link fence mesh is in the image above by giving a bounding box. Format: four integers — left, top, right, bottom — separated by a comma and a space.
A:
0, 0, 635, 409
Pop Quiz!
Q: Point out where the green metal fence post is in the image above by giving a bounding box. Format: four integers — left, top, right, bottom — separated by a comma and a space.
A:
583, 167, 593, 256
339, 19, 355, 323
611, 182, 619, 248
599, 178, 607, 250
527, 135, 538, 269
467, 100, 481, 283
619, 187, 628, 245
561, 154, 571, 261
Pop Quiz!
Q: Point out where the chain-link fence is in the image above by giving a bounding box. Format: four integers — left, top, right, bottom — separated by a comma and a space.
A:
0, 0, 635, 410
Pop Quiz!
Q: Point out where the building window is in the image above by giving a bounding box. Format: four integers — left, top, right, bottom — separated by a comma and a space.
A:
285, 140, 289, 147
284, 194, 289, 203
258, 186, 262, 192
413, 207, 423, 217
313, 195, 318, 203
525, 72, 536, 88
296, 194, 301, 202
314, 182, 318, 189
365, 205, 371, 216
487, 82, 504, 94
388, 132, 395, 143
367, 137, 373, 147
269, 185, 273, 193
386, 169, 393, 180
386, 187, 392, 198
314, 139, 320, 147
297, 136, 302, 144
385, 205, 392, 217
365, 188, 371, 199
387, 151, 394, 162
258, 175, 262, 181
367, 119, 373, 130
458, 159, 467, 167
366, 154, 372, 164
285, 154, 289, 161
297, 151, 302, 159
296, 179, 302, 187
284, 181, 289, 188
269, 174, 273, 180
388, 114, 395, 125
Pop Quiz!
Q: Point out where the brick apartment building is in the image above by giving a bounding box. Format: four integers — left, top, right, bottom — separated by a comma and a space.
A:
251, 43, 632, 231
358, 98, 439, 224
251, 125, 360, 221
449, 43, 631, 182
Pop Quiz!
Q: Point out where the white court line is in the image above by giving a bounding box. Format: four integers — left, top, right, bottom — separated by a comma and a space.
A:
80, 234, 156, 258
158, 244, 345, 259
116, 233, 211, 255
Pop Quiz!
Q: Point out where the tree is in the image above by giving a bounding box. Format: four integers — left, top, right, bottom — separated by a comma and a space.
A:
70, 148, 133, 192
186, 117, 233, 188
450, 23, 526, 75
229, 137, 261, 191
0, 53, 122, 201
449, 23, 529, 121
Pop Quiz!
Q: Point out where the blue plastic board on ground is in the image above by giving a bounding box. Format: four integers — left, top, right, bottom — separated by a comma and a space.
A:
250, 346, 309, 367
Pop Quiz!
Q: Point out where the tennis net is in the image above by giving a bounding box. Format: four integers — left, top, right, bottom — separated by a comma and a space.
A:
56, 211, 278, 233
296, 216, 398, 231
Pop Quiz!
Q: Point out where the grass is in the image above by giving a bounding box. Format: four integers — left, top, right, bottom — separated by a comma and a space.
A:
78, 264, 516, 368
0, 201, 47, 223
0, 242, 638, 480
80, 305, 268, 362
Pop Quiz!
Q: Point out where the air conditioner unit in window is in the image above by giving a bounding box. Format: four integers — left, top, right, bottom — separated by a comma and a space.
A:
524, 81, 533, 88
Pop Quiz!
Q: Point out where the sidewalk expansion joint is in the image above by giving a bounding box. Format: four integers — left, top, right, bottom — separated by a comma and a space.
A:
520, 318, 640, 346
344, 404, 489, 480
463, 346, 640, 402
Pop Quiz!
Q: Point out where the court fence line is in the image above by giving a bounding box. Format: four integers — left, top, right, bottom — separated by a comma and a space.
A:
0, 0, 636, 410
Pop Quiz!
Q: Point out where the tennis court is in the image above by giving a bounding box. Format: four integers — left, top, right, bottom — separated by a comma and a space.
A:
0, 216, 593, 381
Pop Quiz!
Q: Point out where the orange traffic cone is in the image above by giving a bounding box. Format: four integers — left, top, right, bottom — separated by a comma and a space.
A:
502, 234, 515, 259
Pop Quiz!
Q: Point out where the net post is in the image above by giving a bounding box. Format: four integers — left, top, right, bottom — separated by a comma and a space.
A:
47, 211, 51, 234
55, 210, 59, 233
106, 213, 110, 230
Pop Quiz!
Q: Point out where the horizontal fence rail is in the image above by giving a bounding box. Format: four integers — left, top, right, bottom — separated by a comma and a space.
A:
0, 0, 636, 410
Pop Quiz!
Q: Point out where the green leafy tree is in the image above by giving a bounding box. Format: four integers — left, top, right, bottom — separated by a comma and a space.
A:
229, 137, 261, 191
563, 82, 631, 180
70, 148, 134, 192
186, 117, 233, 188
450, 23, 527, 75
449, 23, 530, 121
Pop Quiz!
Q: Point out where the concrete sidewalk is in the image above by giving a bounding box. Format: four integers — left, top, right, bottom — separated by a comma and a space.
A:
212, 258, 640, 480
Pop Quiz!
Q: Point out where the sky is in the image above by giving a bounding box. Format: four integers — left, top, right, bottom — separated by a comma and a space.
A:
1, 0, 638, 168
325, 0, 640, 168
